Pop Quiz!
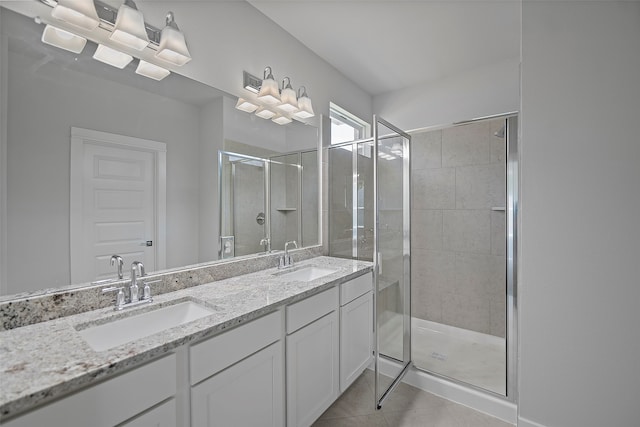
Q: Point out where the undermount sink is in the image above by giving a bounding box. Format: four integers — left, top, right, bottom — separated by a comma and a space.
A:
277, 266, 338, 282
77, 300, 215, 352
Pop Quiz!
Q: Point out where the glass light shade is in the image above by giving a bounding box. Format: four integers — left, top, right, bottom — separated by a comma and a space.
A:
156, 15, 192, 66
51, 0, 100, 30
110, 0, 149, 51
255, 107, 277, 119
257, 78, 280, 105
41, 25, 87, 54
277, 81, 298, 113
293, 94, 314, 118
390, 142, 403, 156
235, 98, 259, 113
272, 115, 293, 125
93, 44, 133, 69
135, 60, 170, 81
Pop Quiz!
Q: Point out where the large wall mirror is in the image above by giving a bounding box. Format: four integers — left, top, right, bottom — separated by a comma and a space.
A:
0, 7, 320, 298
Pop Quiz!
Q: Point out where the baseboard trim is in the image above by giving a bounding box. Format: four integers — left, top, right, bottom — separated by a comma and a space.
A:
375, 359, 517, 424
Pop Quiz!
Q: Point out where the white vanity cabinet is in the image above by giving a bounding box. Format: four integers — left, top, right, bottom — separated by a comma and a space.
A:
189, 310, 284, 427
286, 287, 340, 427
3, 354, 177, 427
120, 398, 177, 427
339, 272, 374, 392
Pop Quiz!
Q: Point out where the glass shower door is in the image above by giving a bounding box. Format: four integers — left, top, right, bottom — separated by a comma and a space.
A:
374, 117, 411, 409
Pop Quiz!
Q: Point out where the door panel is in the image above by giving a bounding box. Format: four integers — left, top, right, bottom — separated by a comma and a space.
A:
374, 116, 411, 409
71, 131, 162, 284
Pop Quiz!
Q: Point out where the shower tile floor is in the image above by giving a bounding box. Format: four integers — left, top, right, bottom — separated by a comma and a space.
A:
312, 369, 514, 427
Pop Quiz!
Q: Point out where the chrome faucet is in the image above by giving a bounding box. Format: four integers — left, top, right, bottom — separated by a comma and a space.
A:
130, 261, 145, 303
103, 261, 157, 310
279, 240, 298, 269
110, 255, 124, 279
260, 237, 271, 253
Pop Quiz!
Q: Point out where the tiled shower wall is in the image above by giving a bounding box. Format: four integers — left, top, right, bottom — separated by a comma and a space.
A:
411, 119, 506, 338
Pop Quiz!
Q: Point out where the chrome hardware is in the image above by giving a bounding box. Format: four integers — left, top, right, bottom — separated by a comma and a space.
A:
103, 262, 154, 310
256, 212, 265, 225
130, 261, 145, 303
260, 237, 271, 252
279, 240, 298, 269
141, 279, 161, 301
102, 286, 126, 310
110, 255, 124, 280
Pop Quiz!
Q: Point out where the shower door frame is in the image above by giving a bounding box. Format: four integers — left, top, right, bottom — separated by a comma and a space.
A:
326, 116, 413, 409
408, 112, 519, 403
373, 116, 412, 409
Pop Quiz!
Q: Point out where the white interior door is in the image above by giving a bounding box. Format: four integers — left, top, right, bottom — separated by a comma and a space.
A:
70, 128, 166, 284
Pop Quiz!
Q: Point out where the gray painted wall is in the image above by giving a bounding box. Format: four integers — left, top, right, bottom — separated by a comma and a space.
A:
518, 2, 640, 426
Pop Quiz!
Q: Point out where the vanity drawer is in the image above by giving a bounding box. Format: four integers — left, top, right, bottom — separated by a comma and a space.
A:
340, 272, 373, 306
190, 310, 282, 385
286, 286, 339, 334
4, 354, 176, 427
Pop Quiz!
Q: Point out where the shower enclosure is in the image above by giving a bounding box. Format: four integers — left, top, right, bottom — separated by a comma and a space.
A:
409, 114, 517, 399
329, 116, 411, 409
219, 149, 318, 259
328, 113, 518, 405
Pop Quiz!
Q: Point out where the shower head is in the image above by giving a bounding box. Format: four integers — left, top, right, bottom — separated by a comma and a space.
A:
494, 125, 506, 138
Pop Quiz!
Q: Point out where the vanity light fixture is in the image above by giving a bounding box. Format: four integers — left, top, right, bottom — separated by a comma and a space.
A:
110, 0, 150, 51
41, 24, 87, 54
156, 12, 192, 66
93, 44, 133, 69
50, 0, 100, 30
293, 86, 315, 119
257, 67, 281, 105
236, 68, 314, 125
136, 60, 170, 80
37, 0, 195, 81
235, 98, 260, 113
277, 77, 299, 113
255, 106, 277, 120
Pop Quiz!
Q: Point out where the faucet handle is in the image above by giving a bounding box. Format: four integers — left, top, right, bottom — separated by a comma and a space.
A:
141, 279, 161, 301
102, 286, 125, 310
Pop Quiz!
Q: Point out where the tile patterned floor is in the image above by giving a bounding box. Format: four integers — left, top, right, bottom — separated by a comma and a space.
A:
312, 370, 514, 427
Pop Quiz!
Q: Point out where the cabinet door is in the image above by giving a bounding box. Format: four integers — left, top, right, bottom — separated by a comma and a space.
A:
191, 341, 284, 427
340, 291, 373, 392
120, 398, 176, 427
286, 310, 339, 427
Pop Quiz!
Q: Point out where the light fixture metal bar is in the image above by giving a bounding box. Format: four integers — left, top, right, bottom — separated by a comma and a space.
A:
243, 71, 262, 93
39, 0, 163, 45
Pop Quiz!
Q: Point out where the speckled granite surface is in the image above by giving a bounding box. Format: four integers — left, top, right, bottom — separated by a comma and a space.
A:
0, 256, 372, 420
0, 246, 322, 331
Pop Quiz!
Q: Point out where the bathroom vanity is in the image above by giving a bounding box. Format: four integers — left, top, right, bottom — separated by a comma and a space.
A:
0, 256, 373, 427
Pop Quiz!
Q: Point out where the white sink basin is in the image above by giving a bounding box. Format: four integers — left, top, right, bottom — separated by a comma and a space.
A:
277, 266, 338, 282
77, 301, 215, 352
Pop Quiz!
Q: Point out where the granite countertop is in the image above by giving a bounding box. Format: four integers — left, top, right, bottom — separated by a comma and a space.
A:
0, 256, 372, 420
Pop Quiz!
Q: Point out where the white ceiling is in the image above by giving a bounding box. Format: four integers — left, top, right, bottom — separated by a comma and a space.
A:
248, 0, 520, 96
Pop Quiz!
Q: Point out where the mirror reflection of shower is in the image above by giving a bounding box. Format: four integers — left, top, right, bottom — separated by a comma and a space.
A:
218, 149, 318, 259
